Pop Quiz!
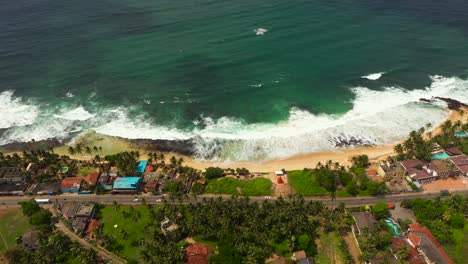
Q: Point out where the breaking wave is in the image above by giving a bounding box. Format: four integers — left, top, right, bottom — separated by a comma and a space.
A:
0, 75, 467, 161
0, 91, 39, 129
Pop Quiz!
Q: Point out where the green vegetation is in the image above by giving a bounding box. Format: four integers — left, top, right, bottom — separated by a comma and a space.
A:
0, 209, 33, 251
97, 196, 352, 263
401, 195, 468, 263
205, 177, 272, 196
76, 165, 96, 177
204, 167, 224, 179
19, 199, 53, 232
98, 205, 152, 262
315, 231, 349, 264
104, 151, 140, 175
289, 157, 387, 197
372, 201, 390, 220
289, 170, 328, 196
5, 232, 98, 264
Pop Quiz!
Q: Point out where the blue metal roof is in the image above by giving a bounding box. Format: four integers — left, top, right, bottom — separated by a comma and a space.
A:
113, 177, 141, 189
136, 160, 148, 173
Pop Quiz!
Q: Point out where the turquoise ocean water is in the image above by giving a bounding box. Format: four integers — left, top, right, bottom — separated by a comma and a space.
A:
1, 0, 468, 160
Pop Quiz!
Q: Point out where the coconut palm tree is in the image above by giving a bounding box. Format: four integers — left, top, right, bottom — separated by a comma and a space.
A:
85, 146, 92, 156
92, 146, 99, 154
75, 144, 83, 156
68, 146, 75, 156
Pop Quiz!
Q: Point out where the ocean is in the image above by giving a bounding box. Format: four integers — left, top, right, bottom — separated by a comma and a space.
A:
1, 0, 468, 161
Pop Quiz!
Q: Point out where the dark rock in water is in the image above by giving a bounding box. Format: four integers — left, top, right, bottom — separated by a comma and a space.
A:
434, 97, 468, 110
129, 139, 195, 156
420, 97, 467, 110
330, 135, 375, 148
0, 139, 63, 152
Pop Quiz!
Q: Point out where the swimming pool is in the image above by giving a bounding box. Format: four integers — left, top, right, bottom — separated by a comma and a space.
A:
385, 219, 401, 236
455, 131, 468, 137
432, 152, 450, 159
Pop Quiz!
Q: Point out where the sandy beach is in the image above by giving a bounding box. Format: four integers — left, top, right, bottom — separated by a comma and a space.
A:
6, 107, 467, 173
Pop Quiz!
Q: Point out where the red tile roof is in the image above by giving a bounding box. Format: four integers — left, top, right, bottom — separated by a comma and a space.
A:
185, 243, 214, 264
366, 169, 378, 177
408, 234, 421, 247
145, 165, 155, 173
408, 223, 454, 264
61, 177, 83, 189
85, 173, 100, 186
85, 219, 101, 238
391, 237, 424, 264
448, 155, 468, 174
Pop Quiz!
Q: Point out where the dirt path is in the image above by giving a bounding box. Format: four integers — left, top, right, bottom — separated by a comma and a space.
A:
343, 232, 361, 264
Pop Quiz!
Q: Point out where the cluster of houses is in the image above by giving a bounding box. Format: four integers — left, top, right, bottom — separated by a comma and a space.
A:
0, 159, 201, 196
369, 147, 468, 192
57, 202, 101, 239
351, 209, 454, 264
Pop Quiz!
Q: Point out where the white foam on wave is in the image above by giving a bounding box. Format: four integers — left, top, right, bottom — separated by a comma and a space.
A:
1, 75, 467, 161
65, 92, 74, 98
0, 91, 39, 129
254, 28, 268, 36
362, 72, 385, 80
53, 106, 95, 121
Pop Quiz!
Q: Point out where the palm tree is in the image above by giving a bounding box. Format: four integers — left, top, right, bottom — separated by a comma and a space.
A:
170, 156, 178, 168
68, 146, 76, 156
75, 144, 83, 156
113, 201, 119, 212
98, 146, 103, 154
85, 146, 92, 156
92, 146, 99, 154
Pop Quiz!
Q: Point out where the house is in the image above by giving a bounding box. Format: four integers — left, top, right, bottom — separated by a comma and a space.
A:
390, 237, 424, 264
0, 167, 24, 183
400, 160, 438, 184
112, 177, 141, 193
0, 183, 27, 196
161, 217, 179, 236
143, 182, 158, 193
291, 250, 314, 264
429, 160, 457, 178
84, 173, 100, 187
273, 257, 289, 264
444, 147, 462, 156
26, 181, 61, 195
137, 160, 148, 174
60, 177, 83, 193
85, 219, 101, 239
448, 155, 468, 176
57, 202, 95, 235
22, 231, 40, 251
407, 223, 454, 264
351, 212, 377, 235
99, 173, 118, 191
275, 171, 284, 176
378, 160, 406, 180
184, 243, 214, 264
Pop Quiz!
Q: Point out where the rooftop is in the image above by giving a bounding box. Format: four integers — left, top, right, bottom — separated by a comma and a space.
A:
137, 160, 148, 174
352, 211, 377, 232
61, 177, 83, 189
185, 243, 214, 264
448, 155, 468, 174
408, 223, 454, 264
113, 177, 141, 189
85, 173, 100, 186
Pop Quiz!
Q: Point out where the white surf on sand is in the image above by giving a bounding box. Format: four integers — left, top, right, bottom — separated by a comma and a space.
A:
1, 75, 467, 161
362, 72, 385, 80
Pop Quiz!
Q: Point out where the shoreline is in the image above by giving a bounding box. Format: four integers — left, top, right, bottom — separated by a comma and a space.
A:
1, 106, 466, 173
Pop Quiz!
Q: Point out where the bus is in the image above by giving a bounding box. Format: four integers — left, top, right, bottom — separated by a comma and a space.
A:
34, 198, 51, 204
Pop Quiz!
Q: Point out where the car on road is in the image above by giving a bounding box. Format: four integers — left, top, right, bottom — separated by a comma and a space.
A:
133, 198, 140, 202
264, 196, 271, 200
155, 199, 162, 202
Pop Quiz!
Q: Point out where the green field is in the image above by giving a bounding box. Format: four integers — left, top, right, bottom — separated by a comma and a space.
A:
288, 170, 328, 196
98, 206, 152, 262
315, 231, 346, 264
205, 177, 272, 196
0, 208, 33, 251
442, 222, 468, 264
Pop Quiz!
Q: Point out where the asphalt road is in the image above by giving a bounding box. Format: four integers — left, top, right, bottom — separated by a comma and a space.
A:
0, 189, 467, 207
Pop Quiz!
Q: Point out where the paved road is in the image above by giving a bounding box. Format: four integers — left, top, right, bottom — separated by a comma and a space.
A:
1, 189, 467, 207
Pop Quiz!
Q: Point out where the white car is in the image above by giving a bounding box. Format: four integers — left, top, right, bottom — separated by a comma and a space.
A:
132, 198, 140, 202
264, 196, 271, 200
155, 199, 162, 202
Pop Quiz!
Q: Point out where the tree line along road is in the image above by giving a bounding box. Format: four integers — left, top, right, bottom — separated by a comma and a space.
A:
0, 189, 467, 207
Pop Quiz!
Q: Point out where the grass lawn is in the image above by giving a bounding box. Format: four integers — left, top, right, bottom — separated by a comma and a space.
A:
193, 235, 217, 249
442, 222, 468, 264
315, 230, 346, 264
288, 170, 328, 196
77, 165, 97, 177
205, 177, 272, 196
98, 206, 152, 262
0, 208, 33, 252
